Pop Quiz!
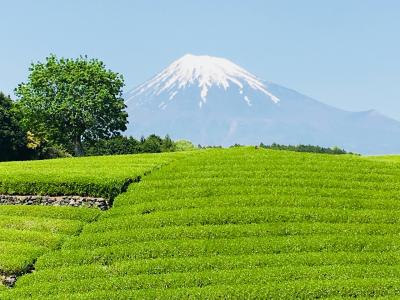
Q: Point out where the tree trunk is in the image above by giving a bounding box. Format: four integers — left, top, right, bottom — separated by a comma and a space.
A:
74, 135, 84, 157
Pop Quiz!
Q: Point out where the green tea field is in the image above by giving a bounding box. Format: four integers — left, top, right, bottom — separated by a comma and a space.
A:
0, 152, 177, 292
2, 148, 400, 299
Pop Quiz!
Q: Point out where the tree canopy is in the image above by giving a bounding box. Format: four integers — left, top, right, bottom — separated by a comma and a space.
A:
0, 92, 27, 161
15, 54, 128, 156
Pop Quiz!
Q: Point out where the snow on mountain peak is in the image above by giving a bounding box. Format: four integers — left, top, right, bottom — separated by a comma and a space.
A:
128, 54, 280, 108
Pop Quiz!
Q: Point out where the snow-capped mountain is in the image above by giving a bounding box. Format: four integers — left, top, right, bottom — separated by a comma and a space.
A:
127, 54, 280, 109
125, 54, 400, 154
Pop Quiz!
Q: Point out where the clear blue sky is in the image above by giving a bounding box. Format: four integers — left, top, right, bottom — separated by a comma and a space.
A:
1, 0, 400, 119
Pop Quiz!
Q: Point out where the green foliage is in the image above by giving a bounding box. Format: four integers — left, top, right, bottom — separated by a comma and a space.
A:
25, 132, 72, 160
3, 148, 400, 298
5, 279, 400, 299
160, 135, 176, 152
174, 140, 195, 151
260, 142, 355, 154
83, 136, 141, 156
0, 92, 28, 161
140, 134, 163, 153
83, 135, 177, 156
15, 251, 400, 285
9, 265, 400, 297
15, 54, 128, 156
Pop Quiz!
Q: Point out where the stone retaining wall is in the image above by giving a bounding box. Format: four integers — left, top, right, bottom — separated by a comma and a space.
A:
0, 195, 109, 210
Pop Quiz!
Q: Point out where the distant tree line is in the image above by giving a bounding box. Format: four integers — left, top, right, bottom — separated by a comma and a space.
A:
84, 135, 179, 156
259, 143, 356, 155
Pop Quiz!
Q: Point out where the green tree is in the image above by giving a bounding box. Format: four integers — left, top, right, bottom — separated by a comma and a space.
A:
175, 139, 195, 151
141, 134, 163, 153
15, 54, 128, 156
161, 135, 176, 152
0, 92, 27, 161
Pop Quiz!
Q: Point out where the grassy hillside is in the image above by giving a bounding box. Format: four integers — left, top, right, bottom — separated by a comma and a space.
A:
2, 148, 400, 298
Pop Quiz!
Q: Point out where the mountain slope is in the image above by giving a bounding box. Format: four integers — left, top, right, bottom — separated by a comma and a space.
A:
125, 54, 400, 154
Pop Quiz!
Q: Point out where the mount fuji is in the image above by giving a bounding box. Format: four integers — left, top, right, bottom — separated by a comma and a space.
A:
124, 54, 400, 154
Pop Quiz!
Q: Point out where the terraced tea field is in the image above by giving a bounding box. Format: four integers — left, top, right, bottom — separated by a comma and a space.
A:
0, 206, 99, 288
0, 153, 175, 198
0, 152, 178, 291
2, 148, 400, 298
